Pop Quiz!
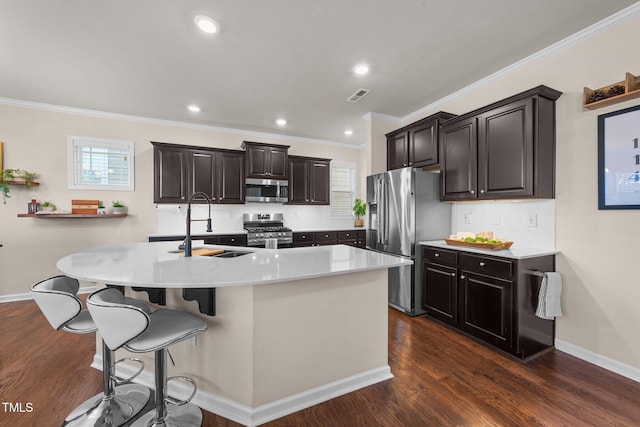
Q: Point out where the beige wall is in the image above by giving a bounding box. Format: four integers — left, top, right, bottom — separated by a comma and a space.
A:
0, 105, 362, 297
382, 14, 640, 369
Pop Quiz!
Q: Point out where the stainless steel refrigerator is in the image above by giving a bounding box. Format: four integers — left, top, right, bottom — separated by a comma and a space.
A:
366, 168, 451, 316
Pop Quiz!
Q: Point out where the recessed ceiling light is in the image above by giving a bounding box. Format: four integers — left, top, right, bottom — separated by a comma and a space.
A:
344, 129, 353, 136
194, 15, 219, 34
275, 118, 287, 127
187, 105, 201, 113
353, 63, 369, 75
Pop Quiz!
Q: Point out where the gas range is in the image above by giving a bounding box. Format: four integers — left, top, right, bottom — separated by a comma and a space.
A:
243, 213, 293, 247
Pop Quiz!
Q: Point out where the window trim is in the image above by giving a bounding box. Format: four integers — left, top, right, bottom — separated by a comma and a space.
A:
67, 136, 135, 191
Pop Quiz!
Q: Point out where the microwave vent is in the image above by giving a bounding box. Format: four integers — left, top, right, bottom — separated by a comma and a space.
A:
346, 88, 370, 103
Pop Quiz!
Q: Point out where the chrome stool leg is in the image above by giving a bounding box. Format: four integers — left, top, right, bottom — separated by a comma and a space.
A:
132, 349, 202, 427
63, 341, 150, 426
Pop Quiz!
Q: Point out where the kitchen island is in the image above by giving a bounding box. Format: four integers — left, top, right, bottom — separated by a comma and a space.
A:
57, 243, 411, 427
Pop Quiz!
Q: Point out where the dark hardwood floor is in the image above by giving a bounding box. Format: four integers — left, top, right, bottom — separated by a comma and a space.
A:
2, 298, 640, 427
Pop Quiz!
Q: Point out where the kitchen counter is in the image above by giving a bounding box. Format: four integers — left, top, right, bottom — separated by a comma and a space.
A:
57, 243, 407, 425
57, 242, 410, 288
419, 240, 559, 259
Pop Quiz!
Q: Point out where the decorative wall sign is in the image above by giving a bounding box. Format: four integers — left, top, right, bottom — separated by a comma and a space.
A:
598, 104, 640, 209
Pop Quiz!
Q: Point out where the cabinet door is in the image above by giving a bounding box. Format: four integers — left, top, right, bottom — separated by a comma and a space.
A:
217, 151, 245, 203
387, 133, 408, 170
154, 145, 188, 203
309, 159, 330, 205
460, 271, 513, 351
189, 149, 216, 202
423, 262, 458, 325
441, 117, 477, 200
410, 120, 438, 168
288, 157, 310, 204
478, 98, 534, 199
245, 145, 269, 178
268, 146, 288, 179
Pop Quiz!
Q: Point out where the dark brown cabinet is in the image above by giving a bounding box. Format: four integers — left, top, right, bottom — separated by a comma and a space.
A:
421, 245, 556, 360
242, 141, 289, 179
154, 143, 188, 203
440, 86, 561, 201
386, 112, 456, 170
293, 230, 365, 248
288, 156, 331, 205
153, 142, 245, 204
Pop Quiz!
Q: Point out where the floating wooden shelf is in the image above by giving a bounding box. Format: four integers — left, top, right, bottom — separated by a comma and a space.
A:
17, 213, 128, 218
6, 180, 39, 186
583, 72, 640, 109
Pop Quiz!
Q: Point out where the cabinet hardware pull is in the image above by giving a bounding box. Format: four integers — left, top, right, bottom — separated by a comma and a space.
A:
470, 190, 475, 194
451, 272, 456, 277
460, 275, 466, 279
435, 253, 439, 257
479, 262, 485, 267
480, 189, 485, 194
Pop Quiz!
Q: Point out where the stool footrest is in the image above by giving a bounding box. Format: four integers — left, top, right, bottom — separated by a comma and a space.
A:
165, 376, 197, 406
113, 357, 145, 385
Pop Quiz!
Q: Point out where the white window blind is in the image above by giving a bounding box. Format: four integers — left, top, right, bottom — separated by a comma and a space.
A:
67, 136, 134, 191
331, 162, 356, 217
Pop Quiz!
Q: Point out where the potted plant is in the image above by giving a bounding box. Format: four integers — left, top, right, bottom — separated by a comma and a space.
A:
41, 201, 55, 213
1, 169, 38, 203
112, 201, 126, 214
353, 198, 366, 227
97, 202, 107, 215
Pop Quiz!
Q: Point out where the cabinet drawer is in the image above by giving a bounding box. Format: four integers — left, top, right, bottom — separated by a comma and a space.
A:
459, 253, 513, 278
293, 232, 314, 243
218, 234, 247, 246
337, 231, 356, 241
423, 247, 457, 266
315, 231, 337, 244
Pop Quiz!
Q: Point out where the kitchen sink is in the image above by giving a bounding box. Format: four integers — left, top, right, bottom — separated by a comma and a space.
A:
213, 250, 252, 258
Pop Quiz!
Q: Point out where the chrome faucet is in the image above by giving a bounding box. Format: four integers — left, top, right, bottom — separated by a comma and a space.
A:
184, 192, 213, 257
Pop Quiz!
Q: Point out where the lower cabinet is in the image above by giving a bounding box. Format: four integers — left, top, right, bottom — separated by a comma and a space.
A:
422, 246, 555, 360
293, 230, 366, 248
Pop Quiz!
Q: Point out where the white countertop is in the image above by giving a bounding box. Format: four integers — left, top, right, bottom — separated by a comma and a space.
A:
57, 242, 412, 288
419, 240, 559, 259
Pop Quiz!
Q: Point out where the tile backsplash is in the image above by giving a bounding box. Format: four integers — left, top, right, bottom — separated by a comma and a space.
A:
155, 203, 357, 235
451, 199, 555, 250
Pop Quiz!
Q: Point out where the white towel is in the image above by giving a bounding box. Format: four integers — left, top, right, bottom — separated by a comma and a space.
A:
535, 272, 563, 320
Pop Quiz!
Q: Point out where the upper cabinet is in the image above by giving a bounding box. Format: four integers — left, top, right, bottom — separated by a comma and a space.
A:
440, 86, 561, 201
288, 156, 331, 205
152, 142, 245, 204
386, 112, 457, 170
242, 141, 289, 179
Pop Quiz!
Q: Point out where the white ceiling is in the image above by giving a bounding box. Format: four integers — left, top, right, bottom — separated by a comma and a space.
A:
0, 0, 637, 146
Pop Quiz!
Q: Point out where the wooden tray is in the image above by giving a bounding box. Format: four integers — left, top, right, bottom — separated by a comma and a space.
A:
177, 248, 224, 257
444, 238, 513, 250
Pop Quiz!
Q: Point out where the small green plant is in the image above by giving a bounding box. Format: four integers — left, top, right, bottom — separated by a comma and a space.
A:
0, 182, 9, 204
98, 202, 105, 208
0, 169, 38, 204
41, 201, 55, 208
112, 201, 124, 208
352, 198, 366, 219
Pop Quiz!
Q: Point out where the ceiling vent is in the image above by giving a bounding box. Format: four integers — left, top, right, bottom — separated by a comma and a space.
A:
346, 88, 370, 102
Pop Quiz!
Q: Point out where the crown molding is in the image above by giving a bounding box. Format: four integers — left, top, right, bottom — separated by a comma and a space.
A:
402, 1, 640, 125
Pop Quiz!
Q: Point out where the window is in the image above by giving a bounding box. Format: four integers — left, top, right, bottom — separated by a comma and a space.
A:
331, 161, 356, 217
67, 136, 134, 191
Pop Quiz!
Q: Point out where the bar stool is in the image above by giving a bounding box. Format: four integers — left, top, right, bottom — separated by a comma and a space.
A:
30, 275, 151, 426
87, 287, 207, 427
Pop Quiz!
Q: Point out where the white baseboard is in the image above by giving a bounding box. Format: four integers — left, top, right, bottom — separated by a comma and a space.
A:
0, 286, 96, 303
555, 339, 640, 383
93, 354, 392, 427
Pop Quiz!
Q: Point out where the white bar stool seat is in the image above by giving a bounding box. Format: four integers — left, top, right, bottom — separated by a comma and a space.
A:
87, 287, 207, 427
31, 276, 151, 426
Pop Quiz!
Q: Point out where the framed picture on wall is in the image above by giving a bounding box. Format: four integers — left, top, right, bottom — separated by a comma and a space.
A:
598, 104, 640, 209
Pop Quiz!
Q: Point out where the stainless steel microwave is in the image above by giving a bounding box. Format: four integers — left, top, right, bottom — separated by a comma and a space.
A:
245, 178, 289, 203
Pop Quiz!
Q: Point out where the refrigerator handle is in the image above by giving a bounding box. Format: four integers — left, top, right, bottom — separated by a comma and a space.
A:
382, 178, 389, 245
377, 178, 384, 245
